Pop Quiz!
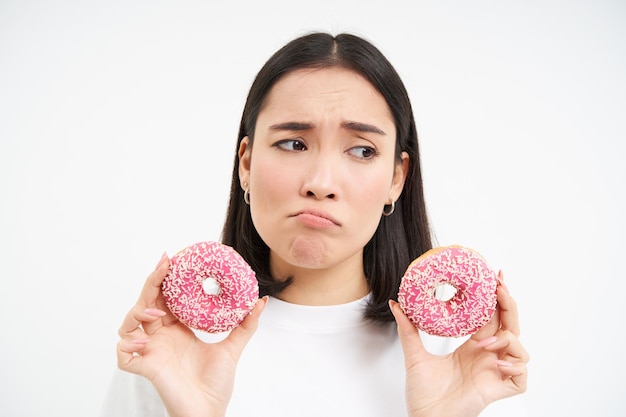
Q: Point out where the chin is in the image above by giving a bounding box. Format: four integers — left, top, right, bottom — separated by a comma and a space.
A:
288, 236, 328, 267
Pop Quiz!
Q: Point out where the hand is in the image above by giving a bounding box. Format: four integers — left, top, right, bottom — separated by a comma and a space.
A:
116, 253, 267, 417
390, 271, 529, 417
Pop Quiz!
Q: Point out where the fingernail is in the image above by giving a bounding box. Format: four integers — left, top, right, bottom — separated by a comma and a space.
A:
497, 271, 509, 294
495, 359, 513, 367
145, 308, 167, 317
155, 252, 168, 270
254, 296, 269, 310
132, 339, 150, 344
476, 336, 498, 347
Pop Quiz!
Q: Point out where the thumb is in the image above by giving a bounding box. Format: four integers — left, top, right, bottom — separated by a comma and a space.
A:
389, 300, 428, 362
224, 296, 268, 358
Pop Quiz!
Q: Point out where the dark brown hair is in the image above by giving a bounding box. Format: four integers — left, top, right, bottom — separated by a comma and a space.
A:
221, 32, 432, 323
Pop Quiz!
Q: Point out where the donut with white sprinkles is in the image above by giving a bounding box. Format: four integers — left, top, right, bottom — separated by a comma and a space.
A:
162, 241, 259, 333
398, 246, 498, 337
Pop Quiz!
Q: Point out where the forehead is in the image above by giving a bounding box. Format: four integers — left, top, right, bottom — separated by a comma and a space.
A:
258, 67, 394, 124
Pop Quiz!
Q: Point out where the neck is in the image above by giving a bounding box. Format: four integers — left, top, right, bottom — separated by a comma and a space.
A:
271, 252, 370, 306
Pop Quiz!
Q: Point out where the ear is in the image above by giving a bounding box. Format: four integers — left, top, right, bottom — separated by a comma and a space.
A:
238, 136, 251, 187
388, 151, 409, 203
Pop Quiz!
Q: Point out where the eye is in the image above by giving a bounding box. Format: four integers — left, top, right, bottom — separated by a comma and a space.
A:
274, 139, 307, 152
347, 146, 378, 160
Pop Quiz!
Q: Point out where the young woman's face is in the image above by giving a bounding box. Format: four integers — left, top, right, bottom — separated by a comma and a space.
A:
239, 67, 408, 277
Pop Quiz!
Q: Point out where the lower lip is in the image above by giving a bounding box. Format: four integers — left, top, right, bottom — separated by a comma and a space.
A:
296, 213, 337, 229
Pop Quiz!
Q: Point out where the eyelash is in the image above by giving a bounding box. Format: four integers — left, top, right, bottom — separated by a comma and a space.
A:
273, 139, 379, 161
347, 146, 378, 160
274, 139, 307, 152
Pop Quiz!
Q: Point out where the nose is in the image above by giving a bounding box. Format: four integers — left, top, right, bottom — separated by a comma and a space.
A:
301, 152, 338, 200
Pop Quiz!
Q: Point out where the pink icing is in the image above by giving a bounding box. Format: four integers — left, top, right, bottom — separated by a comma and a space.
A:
398, 246, 497, 337
162, 241, 259, 333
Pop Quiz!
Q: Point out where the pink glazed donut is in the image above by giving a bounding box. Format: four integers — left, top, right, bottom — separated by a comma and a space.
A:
398, 246, 498, 337
162, 241, 259, 333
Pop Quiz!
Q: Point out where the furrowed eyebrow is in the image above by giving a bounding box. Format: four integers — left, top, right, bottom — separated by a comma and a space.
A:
267, 120, 386, 135
269, 122, 314, 131
341, 121, 386, 135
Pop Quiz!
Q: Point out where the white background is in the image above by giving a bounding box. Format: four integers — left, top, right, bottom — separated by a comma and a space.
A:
1, 1, 624, 416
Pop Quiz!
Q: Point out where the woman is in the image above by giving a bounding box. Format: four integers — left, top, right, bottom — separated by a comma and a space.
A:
106, 32, 529, 417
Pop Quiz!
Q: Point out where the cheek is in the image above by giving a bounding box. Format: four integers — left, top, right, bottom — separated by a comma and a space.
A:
248, 157, 292, 218
355, 166, 395, 204
346, 169, 394, 229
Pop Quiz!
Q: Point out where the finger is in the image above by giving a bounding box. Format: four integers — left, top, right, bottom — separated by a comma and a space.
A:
117, 338, 150, 372
139, 253, 170, 308
480, 330, 530, 364
119, 325, 151, 344
389, 300, 427, 362
474, 309, 500, 339
472, 304, 500, 341
118, 305, 168, 337
496, 273, 520, 336
473, 270, 520, 341
224, 297, 268, 358
496, 361, 528, 393
122, 254, 171, 335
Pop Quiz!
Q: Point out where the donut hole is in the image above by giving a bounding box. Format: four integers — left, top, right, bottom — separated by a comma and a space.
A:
202, 277, 222, 296
433, 283, 457, 302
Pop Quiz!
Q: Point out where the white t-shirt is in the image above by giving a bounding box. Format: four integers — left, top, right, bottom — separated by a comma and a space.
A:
100, 296, 527, 416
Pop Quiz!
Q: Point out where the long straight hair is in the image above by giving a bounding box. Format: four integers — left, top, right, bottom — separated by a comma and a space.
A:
221, 32, 432, 323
